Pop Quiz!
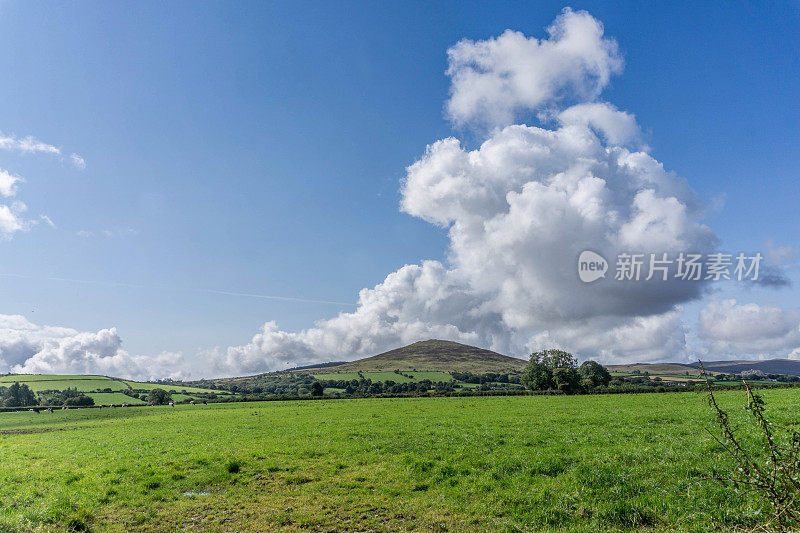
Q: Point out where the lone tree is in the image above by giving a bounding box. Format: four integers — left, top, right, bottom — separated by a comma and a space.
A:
310, 382, 324, 397
147, 388, 172, 405
523, 349, 580, 393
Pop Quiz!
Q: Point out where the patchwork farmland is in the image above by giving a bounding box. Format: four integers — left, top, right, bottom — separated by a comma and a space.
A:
0, 374, 230, 407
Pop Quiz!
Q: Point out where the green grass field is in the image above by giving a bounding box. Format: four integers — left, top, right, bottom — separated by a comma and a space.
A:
84, 392, 198, 406
85, 393, 146, 406
311, 372, 361, 381
406, 371, 453, 382
121, 381, 223, 394
1, 389, 796, 531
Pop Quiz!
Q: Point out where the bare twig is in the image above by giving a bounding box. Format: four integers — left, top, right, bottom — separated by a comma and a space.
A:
700, 361, 800, 530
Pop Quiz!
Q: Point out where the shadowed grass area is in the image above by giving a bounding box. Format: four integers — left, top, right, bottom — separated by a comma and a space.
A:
0, 390, 797, 531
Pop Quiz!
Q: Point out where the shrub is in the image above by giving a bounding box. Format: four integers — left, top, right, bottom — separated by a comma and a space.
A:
65, 395, 95, 407
702, 363, 800, 529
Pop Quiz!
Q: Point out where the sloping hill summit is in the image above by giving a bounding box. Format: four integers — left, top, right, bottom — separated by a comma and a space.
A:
304, 339, 527, 374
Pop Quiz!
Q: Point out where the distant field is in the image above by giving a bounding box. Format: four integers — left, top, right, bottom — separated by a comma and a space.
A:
1, 390, 796, 531
312, 371, 417, 383
1, 378, 128, 393
0, 375, 224, 396
406, 371, 453, 382
122, 381, 222, 394
86, 393, 146, 406
605, 363, 704, 376
609, 372, 778, 386
313, 371, 454, 383
310, 371, 361, 380
170, 393, 200, 402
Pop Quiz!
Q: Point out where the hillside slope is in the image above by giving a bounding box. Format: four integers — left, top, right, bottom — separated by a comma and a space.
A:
312, 339, 527, 374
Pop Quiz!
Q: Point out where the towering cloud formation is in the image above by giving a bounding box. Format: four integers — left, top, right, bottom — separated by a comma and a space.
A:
201, 8, 715, 375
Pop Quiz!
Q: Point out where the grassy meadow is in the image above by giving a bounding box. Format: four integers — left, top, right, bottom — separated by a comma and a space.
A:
1, 389, 798, 531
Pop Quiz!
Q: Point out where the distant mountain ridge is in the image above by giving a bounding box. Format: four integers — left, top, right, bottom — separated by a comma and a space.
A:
604, 362, 703, 376
606, 359, 800, 377
690, 359, 800, 376
301, 339, 528, 374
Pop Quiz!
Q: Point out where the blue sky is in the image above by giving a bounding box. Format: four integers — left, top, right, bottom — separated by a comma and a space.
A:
0, 1, 798, 378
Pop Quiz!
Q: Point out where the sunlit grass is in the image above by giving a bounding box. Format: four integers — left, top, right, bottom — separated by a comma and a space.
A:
1, 390, 796, 531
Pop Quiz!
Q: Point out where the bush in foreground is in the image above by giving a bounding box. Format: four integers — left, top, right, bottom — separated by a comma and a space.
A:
703, 364, 800, 530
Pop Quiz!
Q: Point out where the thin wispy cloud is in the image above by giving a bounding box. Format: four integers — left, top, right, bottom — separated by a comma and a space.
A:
76, 228, 138, 238
70, 153, 86, 169
0, 133, 60, 155
0, 132, 86, 168
39, 215, 56, 228
0, 273, 355, 307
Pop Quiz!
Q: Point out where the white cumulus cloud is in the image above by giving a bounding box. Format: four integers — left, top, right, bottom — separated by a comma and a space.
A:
446, 8, 623, 129
0, 169, 22, 197
0, 201, 31, 238
698, 299, 800, 358
0, 314, 188, 380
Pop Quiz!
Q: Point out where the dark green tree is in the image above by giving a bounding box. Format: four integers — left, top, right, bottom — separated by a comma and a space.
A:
65, 395, 95, 407
522, 361, 554, 391
553, 367, 581, 394
310, 382, 324, 396
578, 360, 611, 388
537, 349, 578, 370
147, 388, 172, 405
2, 382, 37, 407
524, 350, 581, 393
